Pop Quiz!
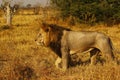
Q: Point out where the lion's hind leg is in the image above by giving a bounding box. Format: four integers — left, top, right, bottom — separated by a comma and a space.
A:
90, 48, 100, 65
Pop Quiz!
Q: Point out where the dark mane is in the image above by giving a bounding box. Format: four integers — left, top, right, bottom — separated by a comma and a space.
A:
42, 23, 71, 58
48, 24, 71, 31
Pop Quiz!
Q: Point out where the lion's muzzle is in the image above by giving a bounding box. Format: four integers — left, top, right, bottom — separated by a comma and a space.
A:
35, 35, 45, 46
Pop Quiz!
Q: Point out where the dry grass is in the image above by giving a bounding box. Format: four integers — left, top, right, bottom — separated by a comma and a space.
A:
0, 11, 120, 80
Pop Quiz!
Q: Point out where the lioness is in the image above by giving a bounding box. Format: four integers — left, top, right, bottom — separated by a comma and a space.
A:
35, 22, 115, 71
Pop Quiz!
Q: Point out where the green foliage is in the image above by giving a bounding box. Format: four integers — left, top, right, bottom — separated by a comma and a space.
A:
50, 0, 120, 25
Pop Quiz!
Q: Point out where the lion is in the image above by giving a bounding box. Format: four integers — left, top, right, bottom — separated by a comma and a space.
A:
35, 22, 116, 71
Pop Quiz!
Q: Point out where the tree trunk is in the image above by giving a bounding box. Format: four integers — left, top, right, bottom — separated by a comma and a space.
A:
6, 4, 12, 26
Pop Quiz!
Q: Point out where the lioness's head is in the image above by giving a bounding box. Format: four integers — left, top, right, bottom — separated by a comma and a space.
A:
35, 23, 51, 47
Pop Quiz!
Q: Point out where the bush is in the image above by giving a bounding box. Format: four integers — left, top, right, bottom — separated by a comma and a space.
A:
0, 25, 10, 30
50, 0, 120, 25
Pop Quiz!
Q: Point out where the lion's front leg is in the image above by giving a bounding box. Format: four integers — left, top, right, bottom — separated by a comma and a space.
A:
55, 57, 62, 69
61, 47, 70, 71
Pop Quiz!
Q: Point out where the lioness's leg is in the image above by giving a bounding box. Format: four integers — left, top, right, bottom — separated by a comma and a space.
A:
55, 57, 62, 68
90, 48, 100, 65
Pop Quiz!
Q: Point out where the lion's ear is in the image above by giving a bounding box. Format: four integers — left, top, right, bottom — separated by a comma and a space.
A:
41, 22, 47, 28
41, 22, 48, 29
42, 22, 46, 26
45, 28, 49, 32
41, 22, 51, 32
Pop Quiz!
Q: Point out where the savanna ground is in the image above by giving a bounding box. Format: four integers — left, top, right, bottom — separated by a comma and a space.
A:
0, 10, 120, 80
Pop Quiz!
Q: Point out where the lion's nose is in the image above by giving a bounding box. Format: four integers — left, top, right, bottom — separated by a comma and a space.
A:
35, 39, 37, 41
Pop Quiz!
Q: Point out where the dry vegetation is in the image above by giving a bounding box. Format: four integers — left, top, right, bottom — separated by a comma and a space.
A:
0, 9, 120, 80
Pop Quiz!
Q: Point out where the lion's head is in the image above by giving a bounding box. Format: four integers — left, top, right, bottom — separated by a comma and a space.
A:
35, 22, 71, 47
35, 23, 52, 47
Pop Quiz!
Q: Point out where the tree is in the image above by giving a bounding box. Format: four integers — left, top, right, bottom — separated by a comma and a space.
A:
26, 4, 31, 8
2, 2, 12, 26
1, 0, 18, 27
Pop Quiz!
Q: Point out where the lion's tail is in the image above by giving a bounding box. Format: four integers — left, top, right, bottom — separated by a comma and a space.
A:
109, 38, 120, 54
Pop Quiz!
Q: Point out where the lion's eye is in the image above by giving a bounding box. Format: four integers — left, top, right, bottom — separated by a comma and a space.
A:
37, 33, 41, 38
39, 34, 41, 36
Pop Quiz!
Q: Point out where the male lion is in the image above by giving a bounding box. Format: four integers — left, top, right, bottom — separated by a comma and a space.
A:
35, 22, 116, 71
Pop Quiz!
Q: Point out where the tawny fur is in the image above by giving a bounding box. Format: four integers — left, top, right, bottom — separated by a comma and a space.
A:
35, 22, 116, 71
